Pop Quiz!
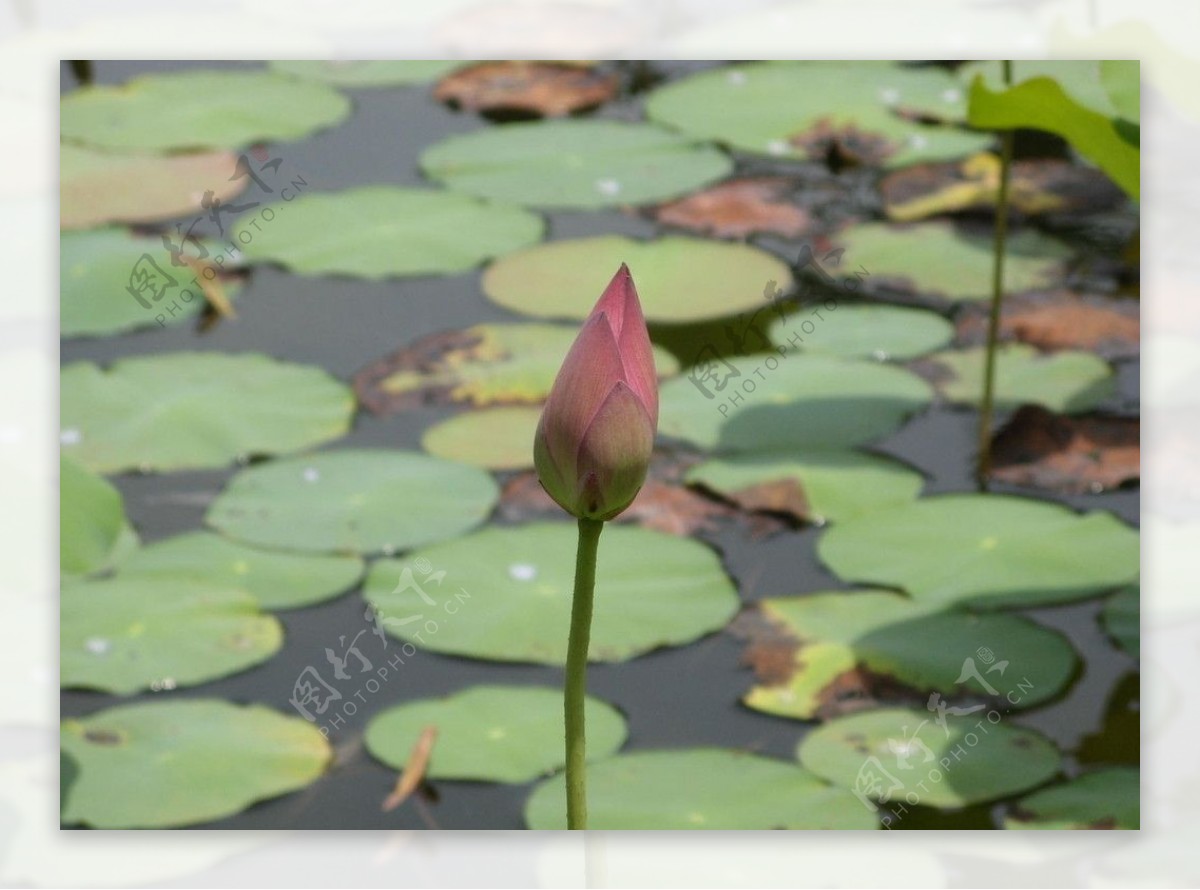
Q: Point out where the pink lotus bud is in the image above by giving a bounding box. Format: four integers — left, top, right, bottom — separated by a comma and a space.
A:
534, 264, 659, 520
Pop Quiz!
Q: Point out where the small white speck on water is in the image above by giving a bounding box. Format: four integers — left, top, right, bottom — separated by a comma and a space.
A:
380, 544, 396, 557
880, 87, 901, 105
942, 88, 962, 104
60, 428, 82, 445
908, 134, 928, 150
152, 678, 178, 691
85, 637, 111, 656
302, 467, 320, 483
872, 349, 889, 362
509, 563, 537, 582
595, 178, 621, 196
727, 70, 747, 86
766, 139, 790, 156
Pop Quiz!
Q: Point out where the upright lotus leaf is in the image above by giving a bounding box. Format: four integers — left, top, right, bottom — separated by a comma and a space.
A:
61, 700, 331, 828
958, 61, 1119, 117
1100, 61, 1140, 123
60, 455, 138, 577
768, 304, 954, 361
525, 748, 878, 829
232, 187, 545, 280
646, 61, 993, 167
60, 353, 355, 473
61, 70, 351, 152
270, 60, 464, 86
1102, 584, 1139, 658
928, 344, 1116, 413
1004, 767, 1139, 829
817, 494, 1140, 609
420, 119, 733, 208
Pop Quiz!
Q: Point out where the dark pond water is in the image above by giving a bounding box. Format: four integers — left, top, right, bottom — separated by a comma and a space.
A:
60, 59, 1139, 830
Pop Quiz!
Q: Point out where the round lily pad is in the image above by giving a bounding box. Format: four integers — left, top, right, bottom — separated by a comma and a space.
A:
525, 748, 878, 829
420, 119, 733, 209
482, 235, 792, 324
232, 187, 545, 280
686, 451, 924, 524
834, 222, 1069, 302
362, 522, 739, 664
421, 406, 541, 469
1004, 767, 1138, 829
61, 228, 241, 338
646, 61, 993, 167
769, 304, 953, 361
743, 590, 1078, 720
270, 60, 464, 86
929, 344, 1115, 413
797, 706, 1062, 809
365, 685, 627, 783
60, 352, 355, 473
658, 354, 933, 453
61, 70, 351, 152
206, 449, 498, 555
60, 700, 331, 828
60, 455, 138, 577
817, 494, 1139, 609
117, 531, 363, 610
61, 577, 282, 694
1102, 585, 1139, 658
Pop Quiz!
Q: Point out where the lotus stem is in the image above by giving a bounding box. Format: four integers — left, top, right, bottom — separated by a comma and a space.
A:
565, 516, 603, 830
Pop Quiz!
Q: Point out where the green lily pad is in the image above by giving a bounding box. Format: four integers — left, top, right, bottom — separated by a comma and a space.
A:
834, 222, 1069, 302
929, 344, 1116, 413
61, 228, 241, 338
206, 449, 498, 555
232, 187, 544, 280
355, 322, 680, 413
365, 685, 626, 783
645, 61, 993, 167
1004, 767, 1138, 829
1102, 585, 1139, 658
658, 354, 933, 452
117, 531, 363, 610
362, 522, 738, 664
798, 706, 1062, 809
61, 700, 330, 827
769, 304, 953, 361
60, 352, 354, 473
959, 61, 1118, 117
481, 235, 792, 324
525, 748, 878, 829
817, 494, 1139, 609
270, 60, 464, 86
420, 119, 733, 209
685, 451, 924, 524
743, 590, 1078, 720
421, 406, 541, 469
61, 70, 351, 152
61, 577, 282, 694
60, 455, 138, 577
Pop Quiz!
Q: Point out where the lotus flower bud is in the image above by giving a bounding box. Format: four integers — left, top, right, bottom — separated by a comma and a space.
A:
534, 264, 658, 521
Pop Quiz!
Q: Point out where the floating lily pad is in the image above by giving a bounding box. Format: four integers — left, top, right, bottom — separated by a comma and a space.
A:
1100, 61, 1139, 124
61, 700, 330, 828
60, 352, 354, 473
61, 70, 351, 152
482, 235, 792, 324
232, 187, 544, 280
798, 706, 1062, 809
117, 531, 363, 610
928, 344, 1115, 413
686, 451, 924, 524
270, 59, 464, 86
60, 455, 138, 577
1004, 767, 1138, 829
769, 304, 953, 361
658, 354, 933, 453
833, 222, 1069, 302
365, 685, 627, 783
206, 449, 498, 555
61, 228, 241, 338
525, 748, 877, 829
355, 322, 680, 414
420, 120, 733, 208
421, 406, 541, 469
433, 61, 619, 117
742, 590, 1077, 720
1102, 585, 1139, 658
645, 62, 992, 167
648, 175, 813, 239
362, 523, 738, 664
817, 494, 1139, 609
61, 577, 282, 694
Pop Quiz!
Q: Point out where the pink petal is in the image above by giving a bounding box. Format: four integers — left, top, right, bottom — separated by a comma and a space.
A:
590, 264, 658, 424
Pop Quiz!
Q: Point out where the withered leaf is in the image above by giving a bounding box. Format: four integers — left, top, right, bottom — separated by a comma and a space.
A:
789, 118, 899, 168
648, 176, 812, 239
956, 290, 1139, 360
433, 61, 618, 118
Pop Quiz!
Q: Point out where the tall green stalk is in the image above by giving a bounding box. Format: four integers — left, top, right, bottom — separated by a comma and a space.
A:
565, 517, 603, 829
976, 59, 1015, 490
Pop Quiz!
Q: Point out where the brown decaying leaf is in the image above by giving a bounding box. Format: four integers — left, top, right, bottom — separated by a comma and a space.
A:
989, 404, 1139, 494
382, 725, 438, 813
433, 61, 618, 117
648, 177, 812, 239
353, 329, 488, 415
695, 476, 811, 525
955, 290, 1139, 359
789, 117, 899, 168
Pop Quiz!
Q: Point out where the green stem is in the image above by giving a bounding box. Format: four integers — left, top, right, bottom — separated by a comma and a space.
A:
566, 517, 603, 830
976, 59, 1015, 491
